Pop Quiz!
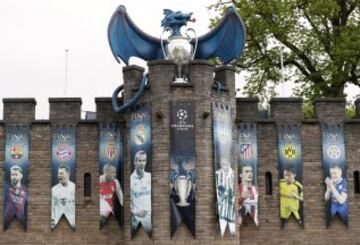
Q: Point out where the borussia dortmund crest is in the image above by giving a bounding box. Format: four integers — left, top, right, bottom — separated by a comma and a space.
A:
284, 145, 296, 160
10, 146, 23, 160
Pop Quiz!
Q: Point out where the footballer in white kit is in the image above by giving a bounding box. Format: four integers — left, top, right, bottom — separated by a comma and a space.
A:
131, 151, 152, 234
51, 164, 76, 229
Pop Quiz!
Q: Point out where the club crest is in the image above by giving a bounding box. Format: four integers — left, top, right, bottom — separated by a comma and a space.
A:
326, 145, 341, 160
240, 144, 252, 160
284, 145, 296, 159
56, 144, 73, 162
10, 145, 23, 160
105, 142, 117, 160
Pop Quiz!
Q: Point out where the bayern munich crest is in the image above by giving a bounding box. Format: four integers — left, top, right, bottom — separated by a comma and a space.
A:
10, 145, 24, 160
56, 144, 73, 162
327, 145, 341, 160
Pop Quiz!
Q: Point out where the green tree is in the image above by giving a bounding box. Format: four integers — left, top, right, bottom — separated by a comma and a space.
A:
210, 0, 360, 100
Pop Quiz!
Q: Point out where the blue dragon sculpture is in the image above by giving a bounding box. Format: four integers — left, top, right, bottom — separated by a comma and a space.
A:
108, 6, 246, 113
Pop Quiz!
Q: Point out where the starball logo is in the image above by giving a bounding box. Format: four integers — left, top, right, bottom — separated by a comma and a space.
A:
171, 108, 193, 131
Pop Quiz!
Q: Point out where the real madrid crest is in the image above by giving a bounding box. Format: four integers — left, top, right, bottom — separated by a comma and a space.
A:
134, 124, 146, 145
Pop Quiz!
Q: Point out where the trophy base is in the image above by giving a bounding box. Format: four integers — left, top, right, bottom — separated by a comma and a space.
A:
176, 201, 190, 207
173, 77, 188, 84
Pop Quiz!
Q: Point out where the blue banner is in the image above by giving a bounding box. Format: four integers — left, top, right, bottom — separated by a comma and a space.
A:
238, 123, 258, 226
130, 104, 152, 238
4, 126, 30, 231
170, 101, 196, 237
321, 123, 348, 227
277, 124, 303, 227
51, 125, 76, 230
99, 123, 124, 228
212, 101, 235, 237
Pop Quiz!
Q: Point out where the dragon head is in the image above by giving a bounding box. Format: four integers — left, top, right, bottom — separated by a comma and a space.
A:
161, 9, 196, 37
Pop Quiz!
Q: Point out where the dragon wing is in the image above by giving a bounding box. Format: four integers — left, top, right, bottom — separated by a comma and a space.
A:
194, 6, 246, 64
108, 5, 164, 65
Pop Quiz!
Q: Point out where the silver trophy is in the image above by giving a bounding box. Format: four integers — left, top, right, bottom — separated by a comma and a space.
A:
175, 175, 192, 206
161, 28, 198, 83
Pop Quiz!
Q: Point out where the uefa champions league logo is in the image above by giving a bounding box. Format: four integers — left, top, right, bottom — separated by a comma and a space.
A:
177, 109, 188, 125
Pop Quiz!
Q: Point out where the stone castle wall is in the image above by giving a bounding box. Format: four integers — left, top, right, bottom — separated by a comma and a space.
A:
0, 61, 360, 244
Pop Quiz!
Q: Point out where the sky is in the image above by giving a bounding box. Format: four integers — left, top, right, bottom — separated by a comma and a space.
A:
1, 1, 357, 120
0, 0, 225, 119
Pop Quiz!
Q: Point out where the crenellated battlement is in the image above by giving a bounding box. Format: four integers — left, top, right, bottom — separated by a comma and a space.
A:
0, 62, 359, 244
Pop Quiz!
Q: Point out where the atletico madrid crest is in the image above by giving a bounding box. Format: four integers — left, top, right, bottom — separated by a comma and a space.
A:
284, 145, 296, 159
240, 144, 252, 160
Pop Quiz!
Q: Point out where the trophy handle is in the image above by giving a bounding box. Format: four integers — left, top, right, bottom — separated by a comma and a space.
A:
160, 27, 173, 60
185, 28, 198, 60
186, 178, 192, 200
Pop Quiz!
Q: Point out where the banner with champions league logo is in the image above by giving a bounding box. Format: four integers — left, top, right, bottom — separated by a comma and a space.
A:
51, 125, 76, 230
99, 123, 124, 229
321, 123, 348, 227
130, 104, 152, 238
212, 101, 235, 237
4, 125, 30, 231
170, 101, 196, 237
277, 124, 304, 227
237, 123, 258, 227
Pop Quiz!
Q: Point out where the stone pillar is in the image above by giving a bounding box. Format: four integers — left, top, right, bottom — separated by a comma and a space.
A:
3, 98, 36, 124
215, 66, 236, 90
313, 98, 346, 123
269, 97, 303, 123
95, 97, 124, 123
236, 97, 259, 122
49, 98, 82, 123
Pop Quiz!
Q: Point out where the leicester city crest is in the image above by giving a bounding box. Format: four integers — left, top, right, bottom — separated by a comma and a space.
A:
326, 145, 341, 160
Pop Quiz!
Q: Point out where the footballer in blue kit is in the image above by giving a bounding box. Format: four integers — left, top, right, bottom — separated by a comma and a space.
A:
324, 163, 348, 226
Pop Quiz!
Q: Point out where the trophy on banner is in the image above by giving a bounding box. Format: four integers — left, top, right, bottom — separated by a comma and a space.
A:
174, 158, 193, 207
175, 175, 192, 207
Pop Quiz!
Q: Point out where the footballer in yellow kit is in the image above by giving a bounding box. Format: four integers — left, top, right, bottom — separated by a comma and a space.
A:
279, 165, 303, 222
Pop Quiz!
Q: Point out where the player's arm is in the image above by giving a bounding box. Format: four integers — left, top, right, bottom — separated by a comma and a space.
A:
330, 182, 347, 204
115, 179, 123, 206
324, 177, 332, 201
